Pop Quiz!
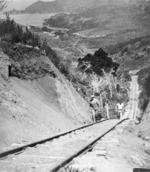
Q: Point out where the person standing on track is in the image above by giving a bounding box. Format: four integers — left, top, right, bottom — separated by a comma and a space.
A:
116, 102, 124, 119
90, 95, 100, 123
104, 100, 110, 119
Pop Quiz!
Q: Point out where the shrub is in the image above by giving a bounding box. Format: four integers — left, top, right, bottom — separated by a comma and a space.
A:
0, 14, 40, 47
78, 48, 119, 76
59, 166, 95, 172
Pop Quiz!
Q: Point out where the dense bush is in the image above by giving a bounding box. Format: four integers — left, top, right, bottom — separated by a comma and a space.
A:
40, 39, 71, 76
78, 48, 119, 76
43, 13, 98, 32
43, 13, 73, 28
0, 14, 40, 47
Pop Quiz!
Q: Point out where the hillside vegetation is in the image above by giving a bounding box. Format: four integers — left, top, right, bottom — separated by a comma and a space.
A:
41, 0, 150, 55
109, 35, 150, 124
24, 0, 97, 13
0, 16, 92, 151
1, 0, 150, 160
24, 0, 146, 14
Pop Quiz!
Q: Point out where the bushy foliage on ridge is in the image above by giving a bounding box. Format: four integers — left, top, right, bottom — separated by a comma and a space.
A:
78, 48, 119, 76
0, 14, 40, 46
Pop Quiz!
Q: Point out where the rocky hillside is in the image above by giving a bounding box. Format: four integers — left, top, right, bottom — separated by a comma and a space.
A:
0, 45, 91, 152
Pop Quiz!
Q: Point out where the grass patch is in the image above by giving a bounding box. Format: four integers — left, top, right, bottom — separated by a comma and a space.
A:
106, 36, 150, 55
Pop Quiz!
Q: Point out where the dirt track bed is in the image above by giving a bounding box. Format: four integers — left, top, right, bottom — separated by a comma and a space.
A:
0, 119, 125, 172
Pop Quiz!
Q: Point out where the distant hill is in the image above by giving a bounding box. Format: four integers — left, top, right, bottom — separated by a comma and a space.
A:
43, 0, 150, 32
24, 0, 98, 13
24, 0, 142, 14
24, 1, 58, 13
24, 0, 150, 14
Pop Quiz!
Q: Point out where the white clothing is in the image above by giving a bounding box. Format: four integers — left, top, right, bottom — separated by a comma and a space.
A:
91, 108, 96, 123
117, 103, 124, 119
105, 103, 109, 119
90, 98, 100, 111
117, 103, 124, 110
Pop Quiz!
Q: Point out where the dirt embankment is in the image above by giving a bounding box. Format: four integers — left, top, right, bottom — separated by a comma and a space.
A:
136, 101, 150, 141
134, 68, 150, 141
125, 70, 150, 142
0, 49, 91, 152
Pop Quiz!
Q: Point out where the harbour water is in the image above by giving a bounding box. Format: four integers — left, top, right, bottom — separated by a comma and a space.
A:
0, 13, 56, 27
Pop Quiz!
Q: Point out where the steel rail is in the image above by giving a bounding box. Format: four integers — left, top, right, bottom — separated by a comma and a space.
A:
51, 118, 129, 172
0, 119, 108, 159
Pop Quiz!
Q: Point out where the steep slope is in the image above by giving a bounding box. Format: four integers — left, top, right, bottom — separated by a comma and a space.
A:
137, 102, 150, 141
0, 48, 91, 152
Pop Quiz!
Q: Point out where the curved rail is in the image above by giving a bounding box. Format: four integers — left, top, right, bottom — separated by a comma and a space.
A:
0, 119, 108, 159
51, 118, 129, 172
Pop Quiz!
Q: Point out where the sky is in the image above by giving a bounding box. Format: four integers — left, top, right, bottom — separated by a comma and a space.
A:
7, 0, 54, 10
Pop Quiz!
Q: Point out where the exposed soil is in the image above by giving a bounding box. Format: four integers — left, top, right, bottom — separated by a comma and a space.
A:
66, 120, 150, 172
0, 49, 91, 152
0, 120, 119, 171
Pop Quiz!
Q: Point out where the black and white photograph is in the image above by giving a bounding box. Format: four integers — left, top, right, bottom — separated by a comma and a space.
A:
0, 0, 150, 171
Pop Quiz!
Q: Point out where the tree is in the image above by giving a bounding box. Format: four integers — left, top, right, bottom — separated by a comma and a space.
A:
0, 0, 7, 12
78, 48, 119, 76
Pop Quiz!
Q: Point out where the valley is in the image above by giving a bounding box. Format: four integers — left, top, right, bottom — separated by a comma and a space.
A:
0, 0, 150, 171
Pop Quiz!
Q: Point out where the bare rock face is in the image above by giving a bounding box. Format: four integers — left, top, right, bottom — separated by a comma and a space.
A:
10, 61, 57, 80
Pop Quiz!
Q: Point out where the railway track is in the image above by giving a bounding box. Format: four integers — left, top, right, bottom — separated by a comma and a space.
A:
124, 73, 139, 120
0, 120, 107, 159
0, 118, 128, 172
0, 72, 139, 172
61, 74, 139, 172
